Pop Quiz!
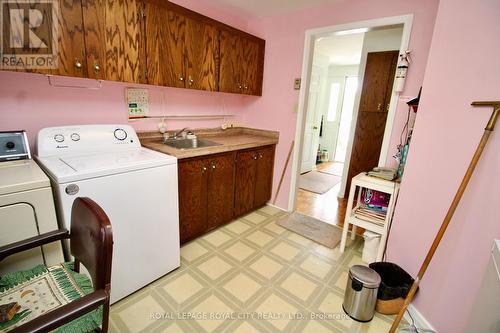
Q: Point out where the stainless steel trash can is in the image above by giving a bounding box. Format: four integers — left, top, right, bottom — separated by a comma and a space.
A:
342, 265, 381, 322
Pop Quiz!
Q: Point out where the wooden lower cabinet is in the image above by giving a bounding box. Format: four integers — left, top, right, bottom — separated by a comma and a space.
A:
206, 154, 235, 229
178, 145, 275, 243
178, 157, 208, 244
234, 145, 276, 217
233, 149, 258, 216
254, 146, 275, 208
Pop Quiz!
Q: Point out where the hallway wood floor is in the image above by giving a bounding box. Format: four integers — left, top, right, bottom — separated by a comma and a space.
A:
296, 162, 348, 228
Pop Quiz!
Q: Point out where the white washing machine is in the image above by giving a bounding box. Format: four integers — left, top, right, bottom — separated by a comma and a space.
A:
0, 131, 64, 274
35, 125, 179, 303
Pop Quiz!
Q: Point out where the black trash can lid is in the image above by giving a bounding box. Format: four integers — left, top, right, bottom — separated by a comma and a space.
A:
349, 265, 381, 288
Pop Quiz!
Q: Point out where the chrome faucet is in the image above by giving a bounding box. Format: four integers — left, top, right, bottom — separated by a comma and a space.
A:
173, 127, 190, 139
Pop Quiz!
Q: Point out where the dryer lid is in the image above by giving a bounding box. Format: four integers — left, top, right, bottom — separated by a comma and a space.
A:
0, 160, 50, 195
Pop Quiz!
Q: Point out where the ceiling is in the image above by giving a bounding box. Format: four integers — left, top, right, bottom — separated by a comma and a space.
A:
206, 0, 339, 17
314, 33, 365, 65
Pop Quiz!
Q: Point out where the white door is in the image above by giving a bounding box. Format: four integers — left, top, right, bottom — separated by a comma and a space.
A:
321, 77, 345, 161
301, 66, 323, 173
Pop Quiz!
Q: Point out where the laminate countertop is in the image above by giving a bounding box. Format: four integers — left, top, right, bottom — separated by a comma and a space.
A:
139, 127, 279, 160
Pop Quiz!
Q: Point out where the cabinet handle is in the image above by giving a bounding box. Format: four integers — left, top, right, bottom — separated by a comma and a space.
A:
202, 166, 207, 173
258, 153, 263, 159
377, 103, 382, 111
179, 74, 184, 81
237, 83, 242, 90
244, 84, 248, 90
188, 75, 194, 85
94, 63, 100, 72
75, 59, 82, 69
211, 164, 216, 169
253, 155, 258, 160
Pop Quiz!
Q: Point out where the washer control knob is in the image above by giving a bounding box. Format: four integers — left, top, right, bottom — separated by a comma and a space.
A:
70, 133, 80, 141
5, 141, 15, 149
114, 128, 127, 141
54, 134, 65, 143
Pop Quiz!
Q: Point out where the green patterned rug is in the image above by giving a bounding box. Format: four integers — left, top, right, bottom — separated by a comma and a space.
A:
0, 263, 102, 333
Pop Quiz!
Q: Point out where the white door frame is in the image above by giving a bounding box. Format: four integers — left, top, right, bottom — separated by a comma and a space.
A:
288, 14, 413, 211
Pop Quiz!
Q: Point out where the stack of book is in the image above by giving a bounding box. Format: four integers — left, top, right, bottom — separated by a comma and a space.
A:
354, 206, 387, 225
367, 167, 398, 180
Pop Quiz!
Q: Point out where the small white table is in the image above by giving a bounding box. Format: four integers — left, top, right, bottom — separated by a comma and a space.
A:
340, 173, 400, 261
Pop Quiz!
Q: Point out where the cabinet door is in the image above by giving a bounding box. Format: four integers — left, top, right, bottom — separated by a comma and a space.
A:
254, 146, 275, 208
234, 149, 257, 217
241, 37, 260, 95
105, 0, 145, 83
52, 0, 87, 77
184, 17, 218, 91
178, 158, 208, 243
145, 5, 186, 87
81, 0, 106, 79
358, 51, 399, 112
206, 153, 235, 229
219, 30, 243, 94
165, 10, 186, 87
144, 1, 172, 86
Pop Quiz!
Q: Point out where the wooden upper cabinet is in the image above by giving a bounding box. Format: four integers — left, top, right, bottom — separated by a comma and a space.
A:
219, 30, 243, 94
55, 0, 145, 82
104, 0, 146, 84
145, 3, 219, 91
3, 0, 264, 93
241, 38, 261, 95
184, 17, 219, 91
51, 0, 87, 77
219, 30, 264, 96
81, 0, 106, 79
144, 2, 184, 87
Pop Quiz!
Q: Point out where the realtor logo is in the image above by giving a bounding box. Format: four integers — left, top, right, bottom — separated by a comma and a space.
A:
0, 0, 58, 69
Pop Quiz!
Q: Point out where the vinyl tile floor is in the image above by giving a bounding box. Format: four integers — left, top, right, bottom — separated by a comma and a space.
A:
109, 206, 404, 333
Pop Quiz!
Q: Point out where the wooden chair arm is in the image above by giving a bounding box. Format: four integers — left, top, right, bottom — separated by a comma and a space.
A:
0, 229, 69, 262
9, 289, 108, 333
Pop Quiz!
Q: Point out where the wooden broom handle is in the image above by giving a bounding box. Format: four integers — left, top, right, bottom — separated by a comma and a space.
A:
389, 101, 499, 333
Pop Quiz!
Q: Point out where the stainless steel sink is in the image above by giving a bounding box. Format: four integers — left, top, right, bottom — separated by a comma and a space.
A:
163, 138, 221, 150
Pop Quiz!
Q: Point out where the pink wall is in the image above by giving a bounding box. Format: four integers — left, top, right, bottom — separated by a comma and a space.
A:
0, 72, 250, 152
243, 0, 439, 208
387, 0, 500, 331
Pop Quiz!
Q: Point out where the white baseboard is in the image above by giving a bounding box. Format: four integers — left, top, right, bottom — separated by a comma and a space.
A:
265, 203, 289, 212
402, 304, 437, 332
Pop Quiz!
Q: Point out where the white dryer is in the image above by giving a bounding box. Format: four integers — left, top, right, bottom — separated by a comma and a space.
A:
0, 131, 64, 274
36, 125, 179, 303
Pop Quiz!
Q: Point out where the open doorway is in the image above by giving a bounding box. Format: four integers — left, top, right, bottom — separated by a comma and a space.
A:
292, 16, 412, 228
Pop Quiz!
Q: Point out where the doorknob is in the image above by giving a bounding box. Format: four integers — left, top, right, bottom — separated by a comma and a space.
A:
313, 126, 319, 130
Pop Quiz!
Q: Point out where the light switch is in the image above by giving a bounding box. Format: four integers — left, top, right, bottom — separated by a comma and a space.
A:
294, 78, 301, 90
